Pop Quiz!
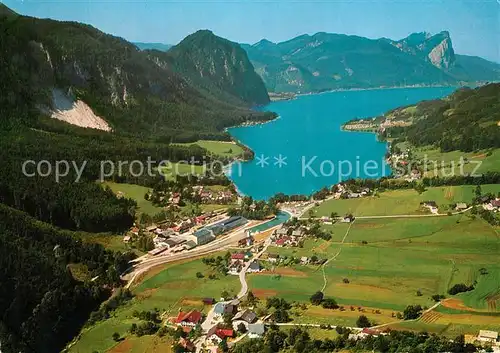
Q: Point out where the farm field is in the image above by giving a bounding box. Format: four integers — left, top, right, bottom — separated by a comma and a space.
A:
390, 311, 500, 336
176, 140, 245, 157
280, 326, 339, 340
70, 255, 239, 353
288, 304, 401, 327
249, 216, 500, 332
311, 184, 500, 217
414, 147, 500, 177
102, 182, 162, 216
82, 233, 143, 254
160, 162, 205, 180
107, 336, 173, 353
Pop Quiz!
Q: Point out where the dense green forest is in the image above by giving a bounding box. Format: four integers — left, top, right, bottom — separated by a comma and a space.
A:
385, 83, 500, 152
0, 125, 220, 232
0, 204, 136, 353
157, 30, 270, 107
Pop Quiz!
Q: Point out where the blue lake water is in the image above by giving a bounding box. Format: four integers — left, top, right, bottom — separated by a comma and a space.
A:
228, 87, 455, 200
247, 211, 291, 234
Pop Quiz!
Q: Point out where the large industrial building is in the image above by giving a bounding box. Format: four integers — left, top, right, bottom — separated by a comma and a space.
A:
191, 227, 216, 245
209, 216, 247, 235
189, 216, 248, 246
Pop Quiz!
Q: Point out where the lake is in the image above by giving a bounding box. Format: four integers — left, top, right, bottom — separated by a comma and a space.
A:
227, 87, 456, 200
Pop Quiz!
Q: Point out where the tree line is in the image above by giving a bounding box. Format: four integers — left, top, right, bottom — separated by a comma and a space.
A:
234, 325, 480, 353
0, 204, 136, 353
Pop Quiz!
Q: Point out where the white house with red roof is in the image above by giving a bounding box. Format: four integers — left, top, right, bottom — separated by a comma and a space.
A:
175, 310, 203, 327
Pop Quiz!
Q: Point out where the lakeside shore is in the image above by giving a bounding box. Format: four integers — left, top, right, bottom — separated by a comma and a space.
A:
295, 83, 458, 97
224, 115, 281, 131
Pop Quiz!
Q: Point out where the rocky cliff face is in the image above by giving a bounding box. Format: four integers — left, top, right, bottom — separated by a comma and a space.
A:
393, 31, 455, 69
427, 37, 454, 69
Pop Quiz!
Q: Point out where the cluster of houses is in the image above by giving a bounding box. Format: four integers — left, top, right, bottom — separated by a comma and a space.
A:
271, 226, 306, 247
228, 252, 262, 275
266, 253, 314, 266
331, 183, 369, 199
342, 119, 379, 131
420, 200, 471, 215
172, 298, 266, 352
192, 186, 235, 204
147, 185, 236, 209
481, 196, 500, 212
210, 300, 265, 344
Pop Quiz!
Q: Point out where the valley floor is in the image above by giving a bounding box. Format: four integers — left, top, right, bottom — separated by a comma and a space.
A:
71, 185, 500, 352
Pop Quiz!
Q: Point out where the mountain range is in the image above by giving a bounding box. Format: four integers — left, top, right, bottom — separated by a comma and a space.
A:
241, 31, 500, 93
0, 4, 271, 140
134, 42, 172, 52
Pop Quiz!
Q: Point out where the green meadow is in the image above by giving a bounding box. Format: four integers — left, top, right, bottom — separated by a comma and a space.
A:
159, 162, 205, 181
176, 140, 245, 157
311, 184, 500, 217
414, 147, 500, 177
102, 182, 162, 216
249, 216, 500, 332
70, 255, 239, 353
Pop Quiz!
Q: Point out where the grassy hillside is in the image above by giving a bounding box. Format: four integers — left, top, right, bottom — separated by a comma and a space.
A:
252, 215, 500, 334
311, 185, 500, 217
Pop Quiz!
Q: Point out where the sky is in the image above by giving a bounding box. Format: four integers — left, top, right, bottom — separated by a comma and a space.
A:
4, 0, 500, 62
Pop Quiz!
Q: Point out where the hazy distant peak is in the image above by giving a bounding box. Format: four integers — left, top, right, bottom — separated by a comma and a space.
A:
134, 42, 172, 52
253, 39, 276, 46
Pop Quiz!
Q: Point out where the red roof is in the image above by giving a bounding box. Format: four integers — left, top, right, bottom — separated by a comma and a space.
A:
276, 238, 286, 245
216, 329, 234, 339
362, 328, 380, 335
196, 215, 207, 222
175, 310, 203, 324
231, 253, 245, 260
492, 199, 500, 207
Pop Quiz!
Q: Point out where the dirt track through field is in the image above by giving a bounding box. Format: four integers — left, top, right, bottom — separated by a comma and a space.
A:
320, 221, 354, 292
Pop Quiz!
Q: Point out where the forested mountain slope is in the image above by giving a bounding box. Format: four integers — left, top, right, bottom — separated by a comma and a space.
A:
0, 5, 273, 138
0, 6, 272, 352
156, 30, 270, 106
242, 31, 500, 93
383, 83, 500, 152
0, 204, 136, 353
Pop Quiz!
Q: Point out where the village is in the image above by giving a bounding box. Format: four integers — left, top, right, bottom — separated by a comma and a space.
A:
115, 176, 500, 353
168, 290, 500, 353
